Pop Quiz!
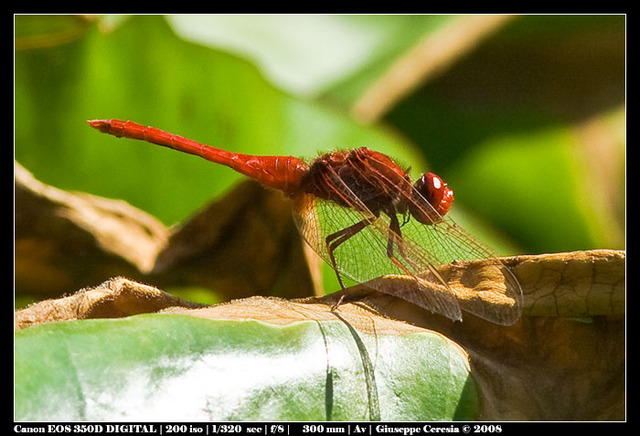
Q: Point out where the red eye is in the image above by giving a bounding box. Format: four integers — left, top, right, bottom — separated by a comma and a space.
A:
429, 173, 454, 216
411, 172, 454, 224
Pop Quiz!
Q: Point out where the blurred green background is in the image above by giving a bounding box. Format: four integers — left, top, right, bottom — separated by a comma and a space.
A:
15, 14, 625, 303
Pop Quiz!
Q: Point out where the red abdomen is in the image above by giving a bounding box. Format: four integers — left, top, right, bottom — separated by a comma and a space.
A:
88, 119, 309, 196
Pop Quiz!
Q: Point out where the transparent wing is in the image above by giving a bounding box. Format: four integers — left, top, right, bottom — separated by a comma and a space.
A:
398, 207, 523, 325
294, 193, 463, 322
394, 184, 523, 325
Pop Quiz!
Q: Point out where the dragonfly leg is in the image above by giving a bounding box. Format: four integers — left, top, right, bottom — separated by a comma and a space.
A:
386, 213, 416, 276
330, 293, 346, 311
325, 218, 374, 311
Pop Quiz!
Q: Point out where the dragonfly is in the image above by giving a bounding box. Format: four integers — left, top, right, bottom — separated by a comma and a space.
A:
88, 119, 523, 325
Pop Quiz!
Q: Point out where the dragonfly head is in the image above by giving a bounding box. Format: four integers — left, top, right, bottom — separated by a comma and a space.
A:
410, 172, 454, 224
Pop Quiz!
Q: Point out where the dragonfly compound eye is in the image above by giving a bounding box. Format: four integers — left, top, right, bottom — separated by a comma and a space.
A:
410, 172, 454, 224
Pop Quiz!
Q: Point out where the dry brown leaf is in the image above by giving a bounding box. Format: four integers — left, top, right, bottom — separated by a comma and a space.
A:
355, 249, 624, 319
15, 250, 624, 328
15, 162, 168, 297
14, 277, 206, 330
150, 180, 316, 300
507, 249, 625, 317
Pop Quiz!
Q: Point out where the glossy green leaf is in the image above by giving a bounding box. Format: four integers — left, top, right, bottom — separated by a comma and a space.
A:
15, 314, 478, 421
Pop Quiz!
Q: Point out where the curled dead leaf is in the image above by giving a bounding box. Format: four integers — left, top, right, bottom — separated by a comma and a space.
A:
150, 179, 316, 300
352, 249, 624, 322
14, 277, 206, 330
15, 250, 624, 329
15, 162, 168, 297
507, 249, 625, 317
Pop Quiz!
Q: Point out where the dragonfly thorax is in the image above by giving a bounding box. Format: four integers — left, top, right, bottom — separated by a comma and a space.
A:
300, 147, 414, 217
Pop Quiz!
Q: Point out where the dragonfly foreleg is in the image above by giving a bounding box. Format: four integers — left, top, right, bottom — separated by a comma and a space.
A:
325, 218, 376, 311
325, 217, 375, 289
386, 213, 418, 276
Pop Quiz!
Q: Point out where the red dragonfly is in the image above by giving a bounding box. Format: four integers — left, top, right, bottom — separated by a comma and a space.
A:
89, 119, 522, 325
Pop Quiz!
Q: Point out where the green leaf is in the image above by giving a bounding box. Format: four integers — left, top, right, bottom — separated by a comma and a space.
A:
449, 127, 608, 253
15, 314, 478, 421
